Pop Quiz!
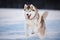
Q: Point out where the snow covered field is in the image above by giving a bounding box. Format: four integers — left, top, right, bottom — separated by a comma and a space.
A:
0, 9, 60, 40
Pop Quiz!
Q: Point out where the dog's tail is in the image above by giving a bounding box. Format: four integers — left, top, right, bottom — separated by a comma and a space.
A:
41, 11, 48, 20
40, 11, 48, 29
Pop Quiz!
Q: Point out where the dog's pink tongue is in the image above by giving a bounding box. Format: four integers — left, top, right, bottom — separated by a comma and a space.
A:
28, 16, 30, 19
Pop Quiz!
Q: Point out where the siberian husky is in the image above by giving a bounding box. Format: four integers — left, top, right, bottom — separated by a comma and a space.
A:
24, 4, 48, 39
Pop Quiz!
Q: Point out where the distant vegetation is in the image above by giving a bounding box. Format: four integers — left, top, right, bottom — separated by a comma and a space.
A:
0, 0, 60, 10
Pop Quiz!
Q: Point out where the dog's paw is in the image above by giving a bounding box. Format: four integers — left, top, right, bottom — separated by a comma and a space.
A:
25, 34, 29, 37
32, 32, 34, 34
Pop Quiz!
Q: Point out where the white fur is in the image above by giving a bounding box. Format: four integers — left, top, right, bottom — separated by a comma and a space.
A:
24, 4, 48, 39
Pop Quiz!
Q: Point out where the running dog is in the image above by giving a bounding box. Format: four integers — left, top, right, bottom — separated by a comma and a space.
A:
24, 4, 48, 38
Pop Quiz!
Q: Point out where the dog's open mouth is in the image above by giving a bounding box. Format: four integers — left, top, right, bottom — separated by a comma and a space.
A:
27, 15, 31, 19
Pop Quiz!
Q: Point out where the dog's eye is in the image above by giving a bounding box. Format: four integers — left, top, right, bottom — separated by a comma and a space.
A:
24, 9, 27, 12
32, 9, 35, 11
24, 9, 28, 12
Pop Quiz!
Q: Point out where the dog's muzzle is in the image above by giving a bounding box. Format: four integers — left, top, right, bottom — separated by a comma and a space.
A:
26, 14, 31, 19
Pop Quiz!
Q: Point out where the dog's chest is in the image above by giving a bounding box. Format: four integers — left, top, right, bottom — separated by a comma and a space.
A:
26, 19, 39, 27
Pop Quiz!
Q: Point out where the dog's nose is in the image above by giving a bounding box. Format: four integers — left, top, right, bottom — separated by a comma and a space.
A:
27, 14, 29, 16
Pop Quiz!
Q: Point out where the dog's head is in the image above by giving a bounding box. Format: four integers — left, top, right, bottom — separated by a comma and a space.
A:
24, 4, 38, 20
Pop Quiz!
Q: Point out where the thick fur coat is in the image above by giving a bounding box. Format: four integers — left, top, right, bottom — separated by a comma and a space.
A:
24, 4, 48, 39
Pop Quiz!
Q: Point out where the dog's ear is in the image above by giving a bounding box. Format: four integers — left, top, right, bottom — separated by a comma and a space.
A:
30, 4, 35, 10
30, 4, 34, 7
42, 12, 48, 20
24, 4, 27, 11
24, 4, 27, 8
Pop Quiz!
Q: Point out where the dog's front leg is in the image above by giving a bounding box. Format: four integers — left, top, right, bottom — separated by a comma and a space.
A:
31, 26, 35, 34
25, 24, 29, 37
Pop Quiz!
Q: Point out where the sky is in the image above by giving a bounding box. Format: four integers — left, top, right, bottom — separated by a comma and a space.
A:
0, 9, 60, 40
